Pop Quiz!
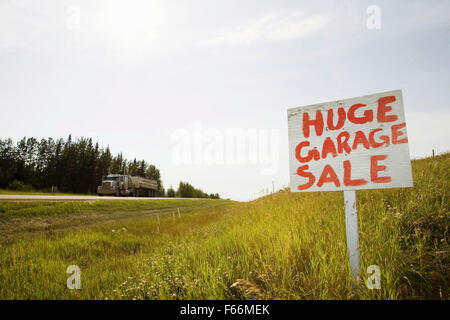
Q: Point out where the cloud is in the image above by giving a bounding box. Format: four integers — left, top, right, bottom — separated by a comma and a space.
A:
0, 0, 186, 65
202, 12, 330, 46
406, 110, 450, 158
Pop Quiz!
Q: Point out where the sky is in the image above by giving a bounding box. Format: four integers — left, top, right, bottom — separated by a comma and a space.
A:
1, 0, 449, 201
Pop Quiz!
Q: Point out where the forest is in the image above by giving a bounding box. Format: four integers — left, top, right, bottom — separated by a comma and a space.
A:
0, 136, 219, 198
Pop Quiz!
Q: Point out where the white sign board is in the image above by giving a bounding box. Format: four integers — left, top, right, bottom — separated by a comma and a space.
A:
288, 90, 413, 192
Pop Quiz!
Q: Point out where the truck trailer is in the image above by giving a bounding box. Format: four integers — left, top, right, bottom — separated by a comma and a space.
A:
97, 174, 158, 197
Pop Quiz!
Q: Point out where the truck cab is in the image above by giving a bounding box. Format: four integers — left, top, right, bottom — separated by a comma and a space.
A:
97, 174, 157, 197
97, 174, 130, 196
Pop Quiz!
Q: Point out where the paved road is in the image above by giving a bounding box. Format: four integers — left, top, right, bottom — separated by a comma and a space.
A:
0, 195, 199, 201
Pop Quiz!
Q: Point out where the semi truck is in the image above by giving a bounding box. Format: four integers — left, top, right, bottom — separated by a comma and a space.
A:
97, 174, 158, 197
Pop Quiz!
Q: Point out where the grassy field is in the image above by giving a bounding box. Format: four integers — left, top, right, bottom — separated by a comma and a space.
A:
0, 189, 94, 196
0, 153, 448, 300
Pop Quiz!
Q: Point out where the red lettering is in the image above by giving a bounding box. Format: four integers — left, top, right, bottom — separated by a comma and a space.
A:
297, 165, 316, 190
295, 141, 311, 163
337, 131, 352, 154
343, 160, 367, 186
377, 96, 398, 123
317, 165, 340, 187
295, 141, 320, 163
327, 108, 346, 130
352, 131, 371, 150
370, 155, 391, 183
303, 111, 324, 138
322, 137, 338, 159
391, 122, 408, 144
369, 128, 390, 148
348, 104, 373, 124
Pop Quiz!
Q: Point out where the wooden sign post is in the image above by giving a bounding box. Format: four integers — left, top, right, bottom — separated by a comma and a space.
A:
344, 190, 360, 279
287, 90, 413, 281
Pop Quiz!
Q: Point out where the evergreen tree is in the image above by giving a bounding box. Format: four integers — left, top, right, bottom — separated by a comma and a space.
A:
167, 186, 176, 197
0, 135, 219, 198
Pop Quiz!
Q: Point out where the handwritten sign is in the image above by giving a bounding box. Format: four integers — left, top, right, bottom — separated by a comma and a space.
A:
288, 90, 413, 192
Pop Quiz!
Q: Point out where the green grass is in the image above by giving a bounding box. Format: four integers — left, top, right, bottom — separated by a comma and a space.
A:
0, 199, 231, 299
0, 189, 93, 196
0, 153, 448, 300
0, 199, 231, 244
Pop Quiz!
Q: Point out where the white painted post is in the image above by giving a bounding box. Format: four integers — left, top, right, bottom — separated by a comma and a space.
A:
344, 190, 360, 280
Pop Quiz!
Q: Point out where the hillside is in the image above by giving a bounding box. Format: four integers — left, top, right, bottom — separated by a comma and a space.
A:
111, 152, 449, 300
0, 153, 448, 299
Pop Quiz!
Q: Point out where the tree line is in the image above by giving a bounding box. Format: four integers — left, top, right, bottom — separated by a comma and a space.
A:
166, 182, 220, 199
0, 136, 219, 199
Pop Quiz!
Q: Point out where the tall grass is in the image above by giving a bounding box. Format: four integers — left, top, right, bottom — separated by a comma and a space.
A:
0, 199, 231, 299
111, 153, 449, 300
0, 154, 448, 299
